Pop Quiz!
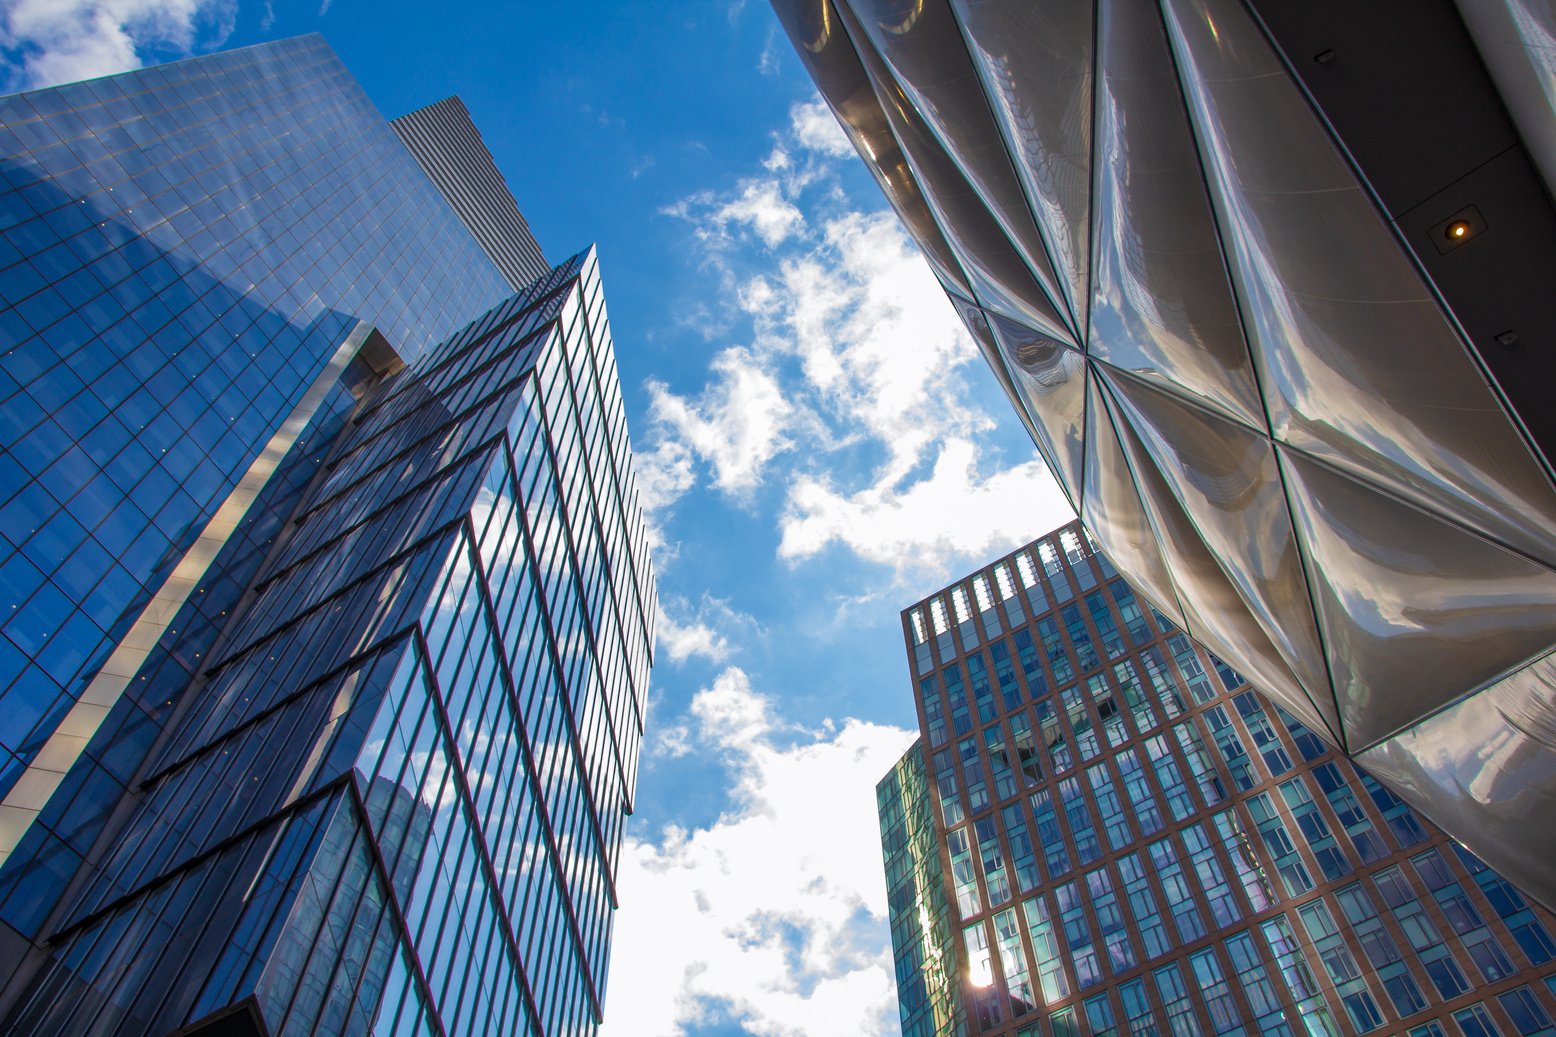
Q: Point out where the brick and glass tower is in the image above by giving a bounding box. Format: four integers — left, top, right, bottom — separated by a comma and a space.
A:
880, 520, 1556, 1037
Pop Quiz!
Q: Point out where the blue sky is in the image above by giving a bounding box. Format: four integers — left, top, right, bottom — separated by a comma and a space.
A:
1, 2, 1074, 1033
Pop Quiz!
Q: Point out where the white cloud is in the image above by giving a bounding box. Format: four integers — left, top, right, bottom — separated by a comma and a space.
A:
2, 0, 235, 89
667, 178, 805, 251
657, 594, 757, 666
720, 179, 805, 248
646, 347, 797, 498
656, 95, 1074, 584
601, 668, 915, 1037
635, 436, 698, 516
781, 436, 1073, 572
758, 24, 781, 77
658, 607, 729, 665
748, 211, 989, 484
790, 98, 854, 158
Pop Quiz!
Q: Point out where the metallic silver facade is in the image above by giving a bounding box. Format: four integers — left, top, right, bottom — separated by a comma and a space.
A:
392, 96, 551, 291
770, 0, 1556, 908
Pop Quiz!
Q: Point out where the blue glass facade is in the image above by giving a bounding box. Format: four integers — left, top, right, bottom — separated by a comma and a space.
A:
0, 34, 512, 806
0, 38, 654, 1037
883, 522, 1556, 1037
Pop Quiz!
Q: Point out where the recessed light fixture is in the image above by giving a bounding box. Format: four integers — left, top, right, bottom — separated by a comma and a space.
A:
1430, 205, 1486, 254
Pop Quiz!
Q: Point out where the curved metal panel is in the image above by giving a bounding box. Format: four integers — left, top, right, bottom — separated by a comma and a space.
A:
832, 0, 1078, 343
1089, 0, 1263, 431
1358, 650, 1556, 912
1279, 447, 1556, 750
1081, 370, 1188, 631
848, 0, 1076, 335
986, 311, 1087, 511
1160, 0, 1556, 571
1103, 377, 1324, 733
1100, 366, 1336, 732
768, 0, 975, 297
950, 0, 1094, 329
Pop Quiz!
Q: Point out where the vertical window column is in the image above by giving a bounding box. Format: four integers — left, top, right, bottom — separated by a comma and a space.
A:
994, 905, 1036, 1021
1090, 760, 1133, 851
933, 748, 963, 827
967, 652, 998, 725
963, 920, 1002, 1031
975, 815, 1011, 908
1247, 792, 1313, 896
1119, 850, 1172, 961
947, 825, 981, 918
1002, 801, 1040, 894
1226, 930, 1287, 1036
1312, 761, 1388, 864
1059, 775, 1101, 866
1189, 946, 1244, 1037
1031, 788, 1071, 879
1023, 893, 1071, 1005
1183, 822, 1242, 928
919, 674, 947, 748
1087, 865, 1137, 974
1086, 590, 1126, 660
990, 639, 1022, 710
1117, 747, 1164, 837
1119, 978, 1155, 1037
1009, 711, 1043, 789
1297, 899, 1385, 1033
1212, 810, 1275, 912
986, 724, 1018, 802
945, 662, 971, 739
1455, 844, 1556, 966
1261, 915, 1342, 1037
1109, 578, 1153, 646
1056, 879, 1102, 989
1279, 776, 1350, 882
1148, 836, 1208, 943
1153, 961, 1203, 1037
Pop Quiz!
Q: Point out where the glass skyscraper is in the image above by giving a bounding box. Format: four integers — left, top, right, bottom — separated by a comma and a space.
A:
880, 520, 1556, 1037
0, 35, 655, 1037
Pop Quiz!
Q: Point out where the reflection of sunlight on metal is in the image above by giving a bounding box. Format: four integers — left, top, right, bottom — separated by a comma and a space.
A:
800, 0, 831, 53
873, 0, 923, 36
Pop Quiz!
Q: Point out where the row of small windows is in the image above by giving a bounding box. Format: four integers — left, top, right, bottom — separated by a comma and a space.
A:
908, 526, 1110, 671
